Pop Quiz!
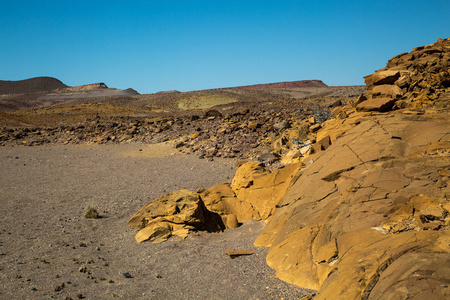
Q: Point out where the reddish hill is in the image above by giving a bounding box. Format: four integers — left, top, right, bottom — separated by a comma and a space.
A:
0, 77, 68, 94
228, 80, 328, 90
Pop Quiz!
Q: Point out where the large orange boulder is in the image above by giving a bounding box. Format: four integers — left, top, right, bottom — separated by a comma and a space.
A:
129, 161, 303, 242
128, 190, 214, 243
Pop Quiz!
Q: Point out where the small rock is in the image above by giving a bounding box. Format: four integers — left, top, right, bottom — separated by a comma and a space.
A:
225, 250, 254, 258
273, 121, 290, 130
55, 282, 65, 292
436, 178, 447, 188
120, 271, 133, 278
309, 124, 322, 133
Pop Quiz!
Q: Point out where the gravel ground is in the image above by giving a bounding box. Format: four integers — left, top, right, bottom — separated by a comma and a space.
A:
0, 143, 315, 299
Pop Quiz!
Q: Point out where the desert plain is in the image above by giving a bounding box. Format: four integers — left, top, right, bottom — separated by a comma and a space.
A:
1, 38, 450, 300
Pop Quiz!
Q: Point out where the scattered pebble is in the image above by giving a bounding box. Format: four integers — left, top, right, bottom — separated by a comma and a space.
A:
55, 282, 65, 292
120, 271, 133, 278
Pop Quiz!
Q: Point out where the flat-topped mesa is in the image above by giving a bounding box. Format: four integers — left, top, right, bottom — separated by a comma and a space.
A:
58, 82, 109, 93
357, 37, 450, 111
39, 83, 139, 100
226, 80, 328, 90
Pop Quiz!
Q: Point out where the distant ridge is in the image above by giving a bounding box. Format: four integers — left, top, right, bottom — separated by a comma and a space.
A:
0, 77, 68, 94
0, 77, 140, 110
225, 80, 328, 90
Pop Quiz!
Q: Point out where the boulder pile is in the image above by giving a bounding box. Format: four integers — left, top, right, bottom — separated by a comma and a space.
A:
130, 38, 450, 299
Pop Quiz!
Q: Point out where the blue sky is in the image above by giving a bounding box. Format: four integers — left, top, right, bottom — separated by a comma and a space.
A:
1, 1, 449, 94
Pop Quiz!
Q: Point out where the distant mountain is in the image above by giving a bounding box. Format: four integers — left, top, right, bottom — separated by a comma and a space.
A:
0, 77, 68, 94
226, 80, 328, 90
0, 77, 139, 110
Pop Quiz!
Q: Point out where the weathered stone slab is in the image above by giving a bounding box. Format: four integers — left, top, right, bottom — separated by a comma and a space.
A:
356, 97, 397, 111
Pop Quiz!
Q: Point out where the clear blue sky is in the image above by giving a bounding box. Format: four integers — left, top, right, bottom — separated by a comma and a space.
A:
1, 1, 449, 94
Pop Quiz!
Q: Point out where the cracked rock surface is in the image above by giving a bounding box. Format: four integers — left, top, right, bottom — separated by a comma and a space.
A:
129, 38, 450, 299
255, 110, 450, 299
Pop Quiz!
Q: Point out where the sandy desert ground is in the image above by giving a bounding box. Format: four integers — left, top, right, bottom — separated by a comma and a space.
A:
0, 142, 314, 299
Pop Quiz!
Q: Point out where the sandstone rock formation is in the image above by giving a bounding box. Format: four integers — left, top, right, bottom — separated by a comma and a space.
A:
253, 38, 450, 299
128, 161, 302, 242
256, 112, 450, 298
358, 37, 450, 111
128, 190, 223, 243
130, 38, 450, 299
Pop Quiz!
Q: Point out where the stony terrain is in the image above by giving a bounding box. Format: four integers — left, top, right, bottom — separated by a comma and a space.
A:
129, 38, 450, 299
1, 37, 449, 299
0, 80, 364, 166
0, 144, 315, 299
0, 76, 363, 299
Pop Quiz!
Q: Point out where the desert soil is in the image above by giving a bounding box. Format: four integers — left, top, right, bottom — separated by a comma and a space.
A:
0, 143, 314, 299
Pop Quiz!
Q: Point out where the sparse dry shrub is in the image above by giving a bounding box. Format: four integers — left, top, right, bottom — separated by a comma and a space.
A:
84, 206, 100, 219
313, 107, 333, 123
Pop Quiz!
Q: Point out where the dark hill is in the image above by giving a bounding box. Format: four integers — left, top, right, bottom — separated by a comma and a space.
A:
0, 77, 67, 94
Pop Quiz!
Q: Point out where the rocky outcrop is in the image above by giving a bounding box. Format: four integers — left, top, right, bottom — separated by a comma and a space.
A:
128, 38, 450, 299
128, 190, 224, 243
249, 38, 450, 299
357, 37, 450, 111
255, 111, 450, 299
128, 161, 302, 243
